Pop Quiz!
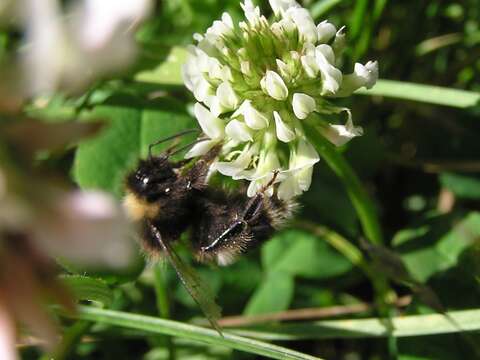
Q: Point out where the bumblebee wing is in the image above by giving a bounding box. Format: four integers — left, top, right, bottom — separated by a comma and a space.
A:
148, 223, 222, 334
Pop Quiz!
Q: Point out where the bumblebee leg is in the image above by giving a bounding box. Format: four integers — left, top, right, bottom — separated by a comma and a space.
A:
257, 170, 279, 194
199, 192, 266, 260
197, 171, 280, 265
241, 171, 280, 223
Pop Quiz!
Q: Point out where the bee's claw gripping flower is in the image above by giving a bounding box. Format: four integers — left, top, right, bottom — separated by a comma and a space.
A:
183, 0, 378, 199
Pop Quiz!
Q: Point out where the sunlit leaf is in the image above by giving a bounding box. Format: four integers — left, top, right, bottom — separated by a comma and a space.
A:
244, 271, 294, 316
262, 229, 352, 279
73, 95, 195, 196
440, 173, 480, 199
393, 212, 480, 282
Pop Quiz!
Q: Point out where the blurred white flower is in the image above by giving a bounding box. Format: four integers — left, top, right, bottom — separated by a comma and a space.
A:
0, 122, 140, 360
34, 190, 135, 268
0, 303, 16, 360
183, 0, 378, 199
2, 0, 152, 96
0, 179, 135, 269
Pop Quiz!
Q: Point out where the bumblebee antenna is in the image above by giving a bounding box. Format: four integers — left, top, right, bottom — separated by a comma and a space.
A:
168, 137, 208, 158
148, 129, 200, 159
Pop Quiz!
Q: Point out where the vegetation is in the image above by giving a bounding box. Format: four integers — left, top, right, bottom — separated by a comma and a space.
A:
1, 0, 480, 359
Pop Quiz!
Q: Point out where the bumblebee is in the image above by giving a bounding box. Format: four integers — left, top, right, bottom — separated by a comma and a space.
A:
123, 130, 297, 329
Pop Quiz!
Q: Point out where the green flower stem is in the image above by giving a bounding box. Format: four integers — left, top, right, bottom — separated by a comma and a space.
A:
304, 122, 383, 245
153, 264, 175, 360
64, 306, 322, 360
296, 221, 369, 273
153, 265, 170, 321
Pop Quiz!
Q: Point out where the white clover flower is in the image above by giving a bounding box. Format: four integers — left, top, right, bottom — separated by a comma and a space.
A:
183, 0, 378, 199
185, 103, 225, 158
278, 138, 320, 200
292, 93, 316, 119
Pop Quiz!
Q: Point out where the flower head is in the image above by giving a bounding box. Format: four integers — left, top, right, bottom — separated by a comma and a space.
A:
183, 0, 378, 199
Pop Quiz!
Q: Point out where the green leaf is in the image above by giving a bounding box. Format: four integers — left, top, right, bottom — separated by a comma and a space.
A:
139, 98, 197, 159
66, 306, 321, 360
440, 173, 480, 199
356, 79, 480, 108
135, 47, 188, 86
262, 229, 352, 279
60, 275, 113, 306
73, 95, 196, 196
24, 94, 81, 121
393, 212, 480, 282
73, 100, 141, 196
243, 271, 294, 316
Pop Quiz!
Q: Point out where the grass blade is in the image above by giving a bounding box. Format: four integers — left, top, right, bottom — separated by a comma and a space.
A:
310, 0, 344, 19
69, 306, 322, 360
356, 79, 480, 108
231, 309, 480, 340
349, 0, 368, 39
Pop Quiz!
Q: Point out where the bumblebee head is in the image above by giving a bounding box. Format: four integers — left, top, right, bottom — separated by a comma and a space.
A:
126, 156, 177, 202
